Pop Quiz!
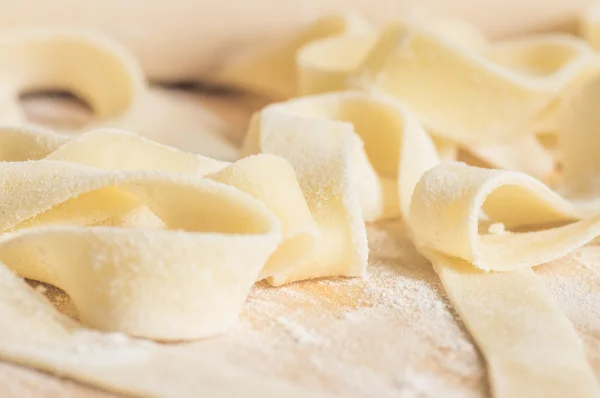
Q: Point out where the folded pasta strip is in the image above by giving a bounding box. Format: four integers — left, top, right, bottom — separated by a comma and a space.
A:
2, 11, 600, 398
0, 31, 237, 160
301, 21, 593, 144
229, 17, 600, 397
247, 88, 600, 397
0, 127, 318, 339
0, 30, 144, 123
215, 13, 371, 99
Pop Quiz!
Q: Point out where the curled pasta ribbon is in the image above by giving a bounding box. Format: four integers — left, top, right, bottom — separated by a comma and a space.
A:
246, 82, 600, 396
227, 13, 590, 177
215, 13, 371, 99
0, 127, 331, 339
299, 21, 593, 145
411, 163, 586, 272
406, 74, 600, 398
0, 30, 144, 124
0, 31, 237, 160
243, 90, 438, 282
243, 90, 439, 222
0, 163, 280, 341
409, 163, 600, 397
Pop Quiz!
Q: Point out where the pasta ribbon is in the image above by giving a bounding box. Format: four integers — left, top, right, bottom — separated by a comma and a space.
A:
216, 13, 371, 98
0, 127, 324, 339
2, 12, 600, 398
300, 21, 592, 144
0, 30, 144, 123
237, 24, 600, 393
407, 73, 600, 398
243, 90, 439, 221
0, 31, 237, 160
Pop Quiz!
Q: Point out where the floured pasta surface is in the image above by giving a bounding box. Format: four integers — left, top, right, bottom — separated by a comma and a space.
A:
2, 9, 600, 398
0, 30, 237, 160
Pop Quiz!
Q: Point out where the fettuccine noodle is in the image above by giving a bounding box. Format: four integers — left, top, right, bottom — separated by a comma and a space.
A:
1, 9, 600, 398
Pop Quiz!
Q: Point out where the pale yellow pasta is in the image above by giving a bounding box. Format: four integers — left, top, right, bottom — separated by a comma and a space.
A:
0, 261, 332, 398
222, 16, 600, 398
0, 130, 271, 339
407, 162, 600, 397
0, 30, 237, 160
2, 11, 600, 398
0, 30, 144, 122
241, 85, 600, 397
215, 13, 371, 99
243, 91, 439, 221
301, 22, 592, 144
242, 90, 442, 282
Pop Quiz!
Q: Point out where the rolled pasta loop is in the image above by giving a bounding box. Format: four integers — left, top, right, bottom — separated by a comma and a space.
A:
300, 21, 593, 144
244, 90, 439, 220
0, 31, 238, 160
0, 142, 282, 339
0, 127, 328, 339
0, 30, 145, 122
2, 11, 600, 398
405, 70, 600, 396
215, 13, 371, 98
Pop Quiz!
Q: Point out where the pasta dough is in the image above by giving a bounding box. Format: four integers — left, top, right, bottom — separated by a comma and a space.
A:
0, 30, 237, 160
0, 0, 590, 81
243, 91, 439, 221
1, 10, 600, 398
0, 128, 279, 340
299, 21, 592, 144
216, 13, 371, 99
0, 261, 334, 397
228, 16, 600, 398
245, 90, 600, 397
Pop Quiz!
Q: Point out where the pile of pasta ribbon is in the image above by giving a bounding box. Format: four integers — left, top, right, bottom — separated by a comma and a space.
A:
3, 10, 600, 398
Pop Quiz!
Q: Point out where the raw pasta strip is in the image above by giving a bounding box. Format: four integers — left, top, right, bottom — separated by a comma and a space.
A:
206, 156, 320, 283
215, 13, 371, 98
244, 91, 441, 219
0, 30, 145, 122
244, 109, 368, 284
0, 127, 320, 285
405, 64, 600, 398
410, 163, 593, 272
409, 163, 599, 397
53, 130, 319, 283
42, 128, 229, 174
0, 159, 284, 340
299, 21, 592, 144
0, 263, 335, 398
434, 260, 597, 398
0, 31, 237, 160
243, 91, 439, 283
0, 127, 322, 339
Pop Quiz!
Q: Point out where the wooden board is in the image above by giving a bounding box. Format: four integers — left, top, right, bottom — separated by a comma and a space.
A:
2, 92, 600, 398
